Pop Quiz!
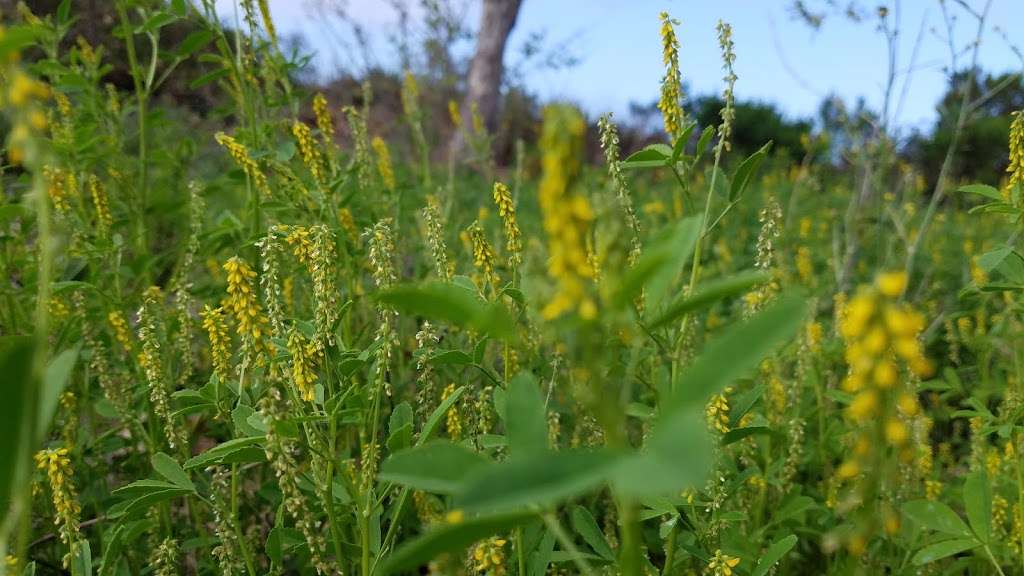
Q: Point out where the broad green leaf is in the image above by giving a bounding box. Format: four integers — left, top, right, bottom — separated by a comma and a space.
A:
694, 126, 716, 159
646, 270, 768, 330
379, 441, 489, 494
266, 526, 304, 564
730, 141, 772, 202
621, 145, 671, 169
380, 510, 535, 574
506, 372, 548, 456
457, 450, 617, 513
751, 534, 797, 576
963, 470, 991, 543
617, 216, 700, 310
184, 436, 264, 470
667, 293, 808, 409
151, 453, 194, 491
720, 426, 775, 446
418, 385, 466, 447
98, 524, 125, 576
110, 488, 193, 520
376, 281, 516, 339
139, 12, 178, 33
0, 336, 33, 518
39, 346, 79, 441
387, 402, 414, 451
71, 539, 92, 576
902, 500, 972, 538
111, 479, 182, 499
670, 123, 696, 162
957, 184, 1003, 200
911, 538, 979, 565
0, 26, 39, 59
571, 505, 614, 560
175, 30, 213, 58
612, 410, 711, 496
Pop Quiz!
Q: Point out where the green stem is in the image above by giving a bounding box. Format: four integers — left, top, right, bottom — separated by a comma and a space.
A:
543, 513, 595, 576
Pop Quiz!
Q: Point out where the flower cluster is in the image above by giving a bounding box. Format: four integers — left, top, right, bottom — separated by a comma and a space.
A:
372, 136, 396, 192
214, 132, 269, 197
537, 104, 596, 320
288, 328, 321, 402
34, 447, 81, 568
470, 536, 507, 574
292, 120, 324, 185
223, 256, 270, 368
492, 182, 522, 268
312, 92, 334, 143
201, 305, 232, 383
1006, 110, 1023, 197
657, 12, 685, 141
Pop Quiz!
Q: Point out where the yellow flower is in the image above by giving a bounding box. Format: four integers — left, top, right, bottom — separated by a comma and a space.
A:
471, 536, 507, 574
312, 92, 334, 142
1006, 110, 1023, 196
223, 256, 269, 365
200, 305, 232, 383
848, 390, 878, 421
876, 270, 907, 298
884, 419, 908, 445
536, 104, 595, 320
34, 447, 81, 568
292, 120, 324, 185
215, 132, 269, 196
492, 181, 522, 267
288, 328, 321, 402
371, 136, 396, 192
107, 310, 133, 355
706, 549, 740, 576
657, 12, 685, 140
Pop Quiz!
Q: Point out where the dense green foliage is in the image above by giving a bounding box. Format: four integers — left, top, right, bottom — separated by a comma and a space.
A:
1, 2, 1024, 576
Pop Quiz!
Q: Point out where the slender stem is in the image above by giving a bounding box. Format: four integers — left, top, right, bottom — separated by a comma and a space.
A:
516, 526, 527, 576
661, 521, 678, 576
542, 513, 594, 576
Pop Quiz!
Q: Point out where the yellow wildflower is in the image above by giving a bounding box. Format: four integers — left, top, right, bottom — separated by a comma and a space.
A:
372, 136, 396, 191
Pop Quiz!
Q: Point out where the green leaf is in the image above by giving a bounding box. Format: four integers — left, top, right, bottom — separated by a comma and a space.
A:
98, 524, 125, 576
418, 385, 466, 447
189, 67, 229, 89
646, 270, 768, 330
902, 500, 972, 537
111, 479, 182, 499
963, 470, 991, 543
730, 142, 772, 202
110, 488, 193, 520
0, 336, 33, 518
621, 144, 671, 169
380, 510, 535, 574
39, 346, 79, 441
379, 441, 490, 494
175, 30, 213, 58
0, 26, 39, 60
694, 126, 716, 159
612, 410, 711, 496
911, 538, 980, 565
666, 293, 808, 409
387, 402, 414, 452
71, 539, 92, 576
184, 436, 264, 470
720, 426, 775, 446
958, 184, 1003, 200
506, 372, 548, 457
457, 450, 617, 513
57, 0, 72, 24
376, 281, 516, 339
139, 12, 178, 33
266, 526, 304, 564
617, 216, 700, 310
751, 534, 797, 576
151, 453, 194, 491
571, 505, 614, 560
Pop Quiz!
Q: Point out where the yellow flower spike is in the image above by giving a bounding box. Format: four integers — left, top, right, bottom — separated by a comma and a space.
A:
873, 359, 898, 389
897, 392, 920, 416
848, 390, 878, 421
876, 271, 907, 298
884, 419, 908, 445
445, 509, 464, 524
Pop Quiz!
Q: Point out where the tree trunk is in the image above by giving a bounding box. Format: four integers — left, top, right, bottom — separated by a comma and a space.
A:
450, 0, 523, 157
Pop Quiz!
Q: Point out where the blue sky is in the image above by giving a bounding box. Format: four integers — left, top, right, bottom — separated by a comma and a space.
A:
221, 1, 1024, 132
